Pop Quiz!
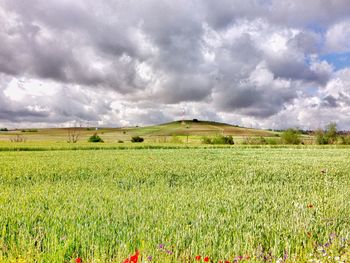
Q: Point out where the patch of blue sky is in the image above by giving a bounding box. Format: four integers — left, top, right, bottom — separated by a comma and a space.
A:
319, 52, 350, 70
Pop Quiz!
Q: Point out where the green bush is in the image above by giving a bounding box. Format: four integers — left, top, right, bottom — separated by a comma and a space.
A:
88, 133, 104, 143
281, 129, 301, 144
202, 135, 234, 145
131, 136, 144, 143
315, 130, 328, 145
339, 135, 350, 145
21, 129, 38, 133
265, 138, 279, 145
201, 136, 212, 144
315, 123, 338, 145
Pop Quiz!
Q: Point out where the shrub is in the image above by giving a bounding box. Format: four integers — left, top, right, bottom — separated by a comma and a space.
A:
21, 129, 38, 133
131, 136, 144, 143
315, 123, 338, 144
88, 133, 104, 143
325, 122, 338, 144
265, 138, 279, 145
202, 135, 234, 145
201, 136, 212, 144
118, 140, 124, 143
315, 130, 328, 145
281, 129, 301, 144
339, 135, 350, 145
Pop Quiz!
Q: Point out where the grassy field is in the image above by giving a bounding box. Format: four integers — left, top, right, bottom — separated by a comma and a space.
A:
0, 146, 349, 262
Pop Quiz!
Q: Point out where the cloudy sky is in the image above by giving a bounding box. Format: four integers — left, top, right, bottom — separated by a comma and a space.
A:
1, 0, 350, 129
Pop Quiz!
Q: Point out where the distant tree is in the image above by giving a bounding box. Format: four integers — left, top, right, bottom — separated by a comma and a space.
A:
0, 128, 8, 131
281, 129, 301, 144
192, 119, 199, 122
88, 133, 104, 143
131, 136, 144, 143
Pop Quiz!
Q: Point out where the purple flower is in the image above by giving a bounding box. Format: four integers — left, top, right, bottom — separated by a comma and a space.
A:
166, 250, 173, 255
158, 244, 165, 249
147, 256, 153, 261
324, 242, 330, 247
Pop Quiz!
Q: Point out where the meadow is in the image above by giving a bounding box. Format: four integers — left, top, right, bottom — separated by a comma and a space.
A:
0, 146, 350, 262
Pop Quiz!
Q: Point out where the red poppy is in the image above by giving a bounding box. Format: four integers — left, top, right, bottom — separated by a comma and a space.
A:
123, 250, 140, 263
204, 256, 209, 262
130, 250, 140, 263
195, 255, 201, 261
75, 258, 82, 263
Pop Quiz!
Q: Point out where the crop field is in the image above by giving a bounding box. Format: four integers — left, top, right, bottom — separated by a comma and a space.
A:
0, 146, 350, 262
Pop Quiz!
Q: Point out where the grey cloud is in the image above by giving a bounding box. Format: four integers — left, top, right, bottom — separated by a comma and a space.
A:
214, 81, 296, 118
321, 95, 339, 107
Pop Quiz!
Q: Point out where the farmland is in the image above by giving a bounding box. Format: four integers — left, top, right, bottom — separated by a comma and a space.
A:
0, 146, 350, 262
0, 121, 279, 144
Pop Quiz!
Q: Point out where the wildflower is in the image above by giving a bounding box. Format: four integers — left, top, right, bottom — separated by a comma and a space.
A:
147, 255, 153, 261
166, 250, 173, 255
123, 250, 139, 263
75, 258, 82, 263
130, 250, 139, 263
307, 204, 314, 208
204, 256, 209, 262
195, 255, 201, 261
159, 244, 165, 249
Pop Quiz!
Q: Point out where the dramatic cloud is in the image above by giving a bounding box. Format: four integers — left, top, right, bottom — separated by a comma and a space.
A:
1, 0, 350, 129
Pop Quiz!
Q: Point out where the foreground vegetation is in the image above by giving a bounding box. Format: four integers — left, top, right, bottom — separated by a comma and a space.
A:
0, 147, 349, 262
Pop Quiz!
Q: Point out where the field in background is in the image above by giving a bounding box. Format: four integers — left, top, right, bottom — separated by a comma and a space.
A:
0, 146, 349, 262
0, 120, 317, 147
0, 120, 281, 144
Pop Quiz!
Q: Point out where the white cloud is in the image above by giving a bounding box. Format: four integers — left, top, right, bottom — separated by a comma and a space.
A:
0, 0, 350, 129
325, 20, 350, 52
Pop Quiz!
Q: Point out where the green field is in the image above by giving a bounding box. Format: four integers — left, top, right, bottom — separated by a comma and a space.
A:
0, 146, 349, 262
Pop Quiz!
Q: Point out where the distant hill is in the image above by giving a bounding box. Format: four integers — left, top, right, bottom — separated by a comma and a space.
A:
125, 120, 276, 137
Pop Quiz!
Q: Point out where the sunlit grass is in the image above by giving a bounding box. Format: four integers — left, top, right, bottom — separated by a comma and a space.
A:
0, 147, 349, 262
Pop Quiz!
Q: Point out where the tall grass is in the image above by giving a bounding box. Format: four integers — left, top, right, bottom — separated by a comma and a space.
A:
0, 148, 349, 262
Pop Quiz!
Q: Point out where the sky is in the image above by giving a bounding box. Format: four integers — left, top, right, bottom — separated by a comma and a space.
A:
1, 0, 350, 130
